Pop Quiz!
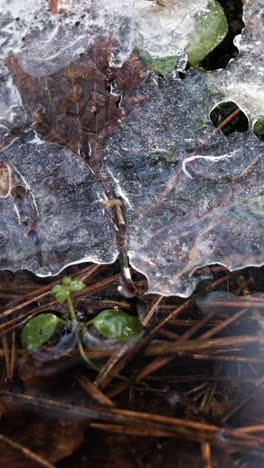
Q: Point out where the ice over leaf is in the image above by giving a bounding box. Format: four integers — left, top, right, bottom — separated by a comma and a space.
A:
99, 0, 264, 297
0, 132, 118, 275
0, 0, 264, 296
102, 69, 264, 297
0, 0, 146, 275
45, 0, 228, 73
5, 26, 146, 158
133, 0, 227, 73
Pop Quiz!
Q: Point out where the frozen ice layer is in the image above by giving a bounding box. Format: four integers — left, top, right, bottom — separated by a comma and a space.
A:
102, 69, 264, 297
1, 0, 264, 297
134, 0, 228, 72
0, 131, 118, 275
205, 0, 264, 125
2, 0, 227, 73
0, 0, 146, 276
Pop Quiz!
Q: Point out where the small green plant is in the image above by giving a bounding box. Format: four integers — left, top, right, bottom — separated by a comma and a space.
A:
50, 277, 98, 368
51, 277, 85, 324
21, 276, 143, 368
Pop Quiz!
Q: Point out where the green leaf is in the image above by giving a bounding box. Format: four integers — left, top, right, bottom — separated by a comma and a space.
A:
69, 279, 85, 292
134, 49, 177, 75
50, 284, 63, 294
21, 313, 61, 354
186, 1, 228, 67
90, 309, 144, 343
52, 277, 85, 296
62, 277, 72, 287
253, 116, 264, 136
54, 288, 69, 302
142, 55, 177, 75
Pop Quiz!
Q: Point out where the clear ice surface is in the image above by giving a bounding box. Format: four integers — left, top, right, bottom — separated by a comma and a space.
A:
205, 0, 264, 124
0, 132, 118, 275
102, 70, 264, 297
1, 0, 264, 296
9, 0, 212, 70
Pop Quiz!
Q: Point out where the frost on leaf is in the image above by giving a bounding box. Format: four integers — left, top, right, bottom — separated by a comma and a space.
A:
1, 0, 264, 296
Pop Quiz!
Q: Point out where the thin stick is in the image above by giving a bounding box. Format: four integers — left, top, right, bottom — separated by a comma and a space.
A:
200, 308, 249, 340
107, 305, 213, 397
185, 353, 264, 365
76, 373, 114, 407
221, 375, 264, 424
1, 336, 10, 379
97, 300, 190, 390
0, 264, 101, 321
89, 423, 176, 438
0, 432, 55, 468
235, 425, 264, 434
9, 330, 16, 380
201, 442, 212, 468
144, 335, 263, 356
135, 310, 217, 385
1, 391, 264, 448
158, 329, 179, 339
192, 108, 241, 157
142, 295, 164, 327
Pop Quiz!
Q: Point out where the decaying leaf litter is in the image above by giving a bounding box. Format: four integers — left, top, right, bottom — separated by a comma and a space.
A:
1, 0, 264, 467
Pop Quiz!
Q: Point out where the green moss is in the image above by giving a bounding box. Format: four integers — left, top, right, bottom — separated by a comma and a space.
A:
186, 1, 228, 67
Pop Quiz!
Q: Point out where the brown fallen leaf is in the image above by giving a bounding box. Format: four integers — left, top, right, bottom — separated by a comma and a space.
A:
6, 30, 146, 163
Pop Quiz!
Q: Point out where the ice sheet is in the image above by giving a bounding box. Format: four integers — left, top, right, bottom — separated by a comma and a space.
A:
1, 0, 264, 297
